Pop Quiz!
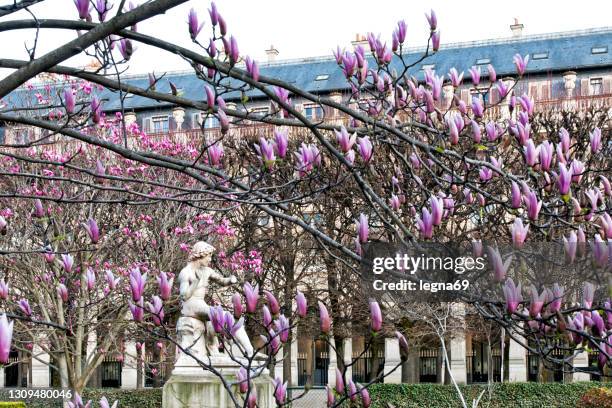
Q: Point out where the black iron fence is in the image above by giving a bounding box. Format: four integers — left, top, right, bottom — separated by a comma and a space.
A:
466, 347, 502, 384
351, 349, 385, 384
101, 358, 122, 388
144, 355, 167, 387
297, 351, 329, 386
419, 348, 439, 383
528, 347, 565, 382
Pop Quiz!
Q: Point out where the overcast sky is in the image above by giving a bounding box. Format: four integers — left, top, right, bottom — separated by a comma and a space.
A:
1, 0, 611, 77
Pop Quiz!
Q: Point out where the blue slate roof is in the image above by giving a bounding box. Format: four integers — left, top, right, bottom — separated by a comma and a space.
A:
6, 27, 612, 113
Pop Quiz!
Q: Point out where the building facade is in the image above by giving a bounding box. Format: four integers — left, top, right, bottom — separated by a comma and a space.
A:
1, 25, 611, 389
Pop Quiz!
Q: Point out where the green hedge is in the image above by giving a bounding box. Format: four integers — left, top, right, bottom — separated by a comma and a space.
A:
0, 403, 26, 408
368, 382, 612, 408
0, 389, 161, 408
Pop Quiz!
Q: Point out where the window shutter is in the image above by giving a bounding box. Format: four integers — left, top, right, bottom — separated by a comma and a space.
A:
460, 89, 470, 103
603, 78, 612, 94
580, 78, 590, 96
192, 113, 202, 129
540, 83, 550, 101
489, 88, 499, 105
143, 117, 152, 133
529, 84, 539, 100
168, 115, 176, 132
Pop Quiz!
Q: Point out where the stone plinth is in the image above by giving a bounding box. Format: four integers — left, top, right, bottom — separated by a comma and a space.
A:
163, 359, 274, 408
508, 334, 527, 382
164, 316, 274, 407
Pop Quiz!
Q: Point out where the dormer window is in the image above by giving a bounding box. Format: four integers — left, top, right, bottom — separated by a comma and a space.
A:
315, 74, 329, 81
421, 64, 435, 71
532, 52, 548, 60
475, 58, 491, 65
592, 46, 608, 54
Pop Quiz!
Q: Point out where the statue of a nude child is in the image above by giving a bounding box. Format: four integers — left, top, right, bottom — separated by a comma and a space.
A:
178, 241, 254, 357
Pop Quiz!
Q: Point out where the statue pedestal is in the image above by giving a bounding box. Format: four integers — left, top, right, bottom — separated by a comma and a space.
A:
162, 358, 275, 408
163, 317, 274, 407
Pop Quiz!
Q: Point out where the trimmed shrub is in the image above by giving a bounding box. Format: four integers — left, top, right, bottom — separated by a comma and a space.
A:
368, 382, 611, 408
577, 387, 612, 408
0, 403, 27, 408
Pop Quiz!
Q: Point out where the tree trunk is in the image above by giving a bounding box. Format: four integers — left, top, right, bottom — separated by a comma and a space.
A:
281, 256, 295, 385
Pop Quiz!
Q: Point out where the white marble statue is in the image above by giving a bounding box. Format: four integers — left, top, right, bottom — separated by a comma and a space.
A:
177, 241, 254, 361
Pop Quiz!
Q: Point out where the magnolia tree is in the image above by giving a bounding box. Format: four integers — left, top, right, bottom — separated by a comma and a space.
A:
0, 0, 610, 407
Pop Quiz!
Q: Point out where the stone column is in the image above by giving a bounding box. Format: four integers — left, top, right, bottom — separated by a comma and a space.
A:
573, 351, 591, 382
449, 304, 467, 384
0, 367, 4, 387
121, 341, 141, 389
383, 337, 402, 383
342, 338, 352, 381
508, 335, 527, 382
30, 344, 50, 387
287, 327, 299, 386
327, 337, 337, 388
449, 335, 467, 384
124, 112, 137, 126
85, 327, 98, 387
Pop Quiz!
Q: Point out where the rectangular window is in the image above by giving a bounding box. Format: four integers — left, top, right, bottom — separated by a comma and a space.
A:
592, 46, 608, 54
204, 116, 220, 129
13, 128, 31, 144
532, 52, 549, 60
421, 64, 435, 71
250, 107, 270, 116
151, 115, 169, 133
470, 88, 489, 104
590, 77, 603, 95
315, 74, 329, 81
475, 58, 491, 65
304, 104, 324, 120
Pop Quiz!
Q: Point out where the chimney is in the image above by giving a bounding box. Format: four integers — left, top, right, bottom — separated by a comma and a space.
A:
265, 45, 279, 62
351, 33, 369, 50
510, 18, 524, 38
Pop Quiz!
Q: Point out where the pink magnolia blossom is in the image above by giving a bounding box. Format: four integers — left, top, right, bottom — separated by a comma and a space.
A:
503, 278, 522, 314
318, 301, 331, 334
370, 299, 382, 332
157, 271, 173, 301
244, 282, 259, 313
296, 290, 307, 318
187, 8, 204, 40
0, 280, 8, 300
83, 218, 100, 243
510, 218, 529, 248
0, 314, 13, 364
356, 213, 369, 244
487, 246, 512, 282
146, 296, 164, 326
